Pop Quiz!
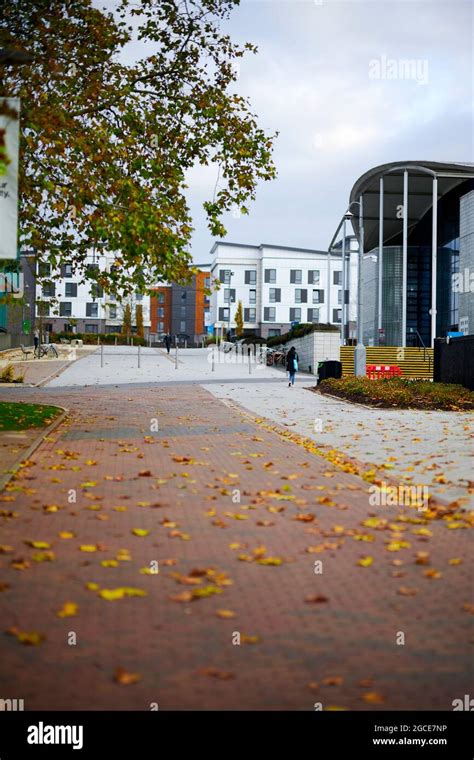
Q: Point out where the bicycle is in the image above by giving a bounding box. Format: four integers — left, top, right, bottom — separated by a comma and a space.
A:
35, 343, 59, 359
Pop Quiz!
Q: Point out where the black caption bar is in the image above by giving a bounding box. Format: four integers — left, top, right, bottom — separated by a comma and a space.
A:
0, 711, 472, 758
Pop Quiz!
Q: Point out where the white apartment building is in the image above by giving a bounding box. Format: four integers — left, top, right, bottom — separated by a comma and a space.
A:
209, 242, 358, 339
35, 251, 151, 336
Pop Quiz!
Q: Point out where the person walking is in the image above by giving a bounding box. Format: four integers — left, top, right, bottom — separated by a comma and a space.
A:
33, 327, 40, 358
164, 333, 171, 354
286, 345, 299, 387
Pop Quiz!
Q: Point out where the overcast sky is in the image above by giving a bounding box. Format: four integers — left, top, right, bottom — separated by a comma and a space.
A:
112, 0, 474, 262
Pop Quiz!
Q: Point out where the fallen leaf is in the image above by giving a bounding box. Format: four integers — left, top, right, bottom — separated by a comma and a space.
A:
57, 602, 79, 618
114, 667, 141, 685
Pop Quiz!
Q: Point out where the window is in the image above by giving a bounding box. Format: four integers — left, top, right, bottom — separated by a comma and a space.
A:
269, 288, 281, 303
220, 270, 232, 284
65, 282, 77, 297
63, 264, 73, 277
333, 270, 342, 285
219, 307, 229, 321
60, 302, 72, 317
108, 305, 117, 320
44, 323, 53, 333
295, 289, 307, 303
263, 307, 276, 322
290, 270, 302, 284
244, 308, 256, 322
245, 270, 256, 285
308, 270, 320, 285
157, 292, 165, 303
180, 321, 186, 332
312, 289, 324, 304
337, 290, 342, 305
249, 289, 256, 304
135, 293, 143, 302
38, 262, 51, 277
85, 324, 98, 334
90, 283, 103, 299
86, 302, 98, 318
289, 307, 301, 322
64, 323, 73, 333
268, 329, 281, 337
180, 305, 186, 317
332, 308, 342, 323
158, 321, 165, 331
205, 277, 210, 289
42, 283, 55, 297
158, 307, 165, 317
181, 291, 187, 300
224, 288, 236, 303
264, 269, 276, 284
307, 308, 319, 323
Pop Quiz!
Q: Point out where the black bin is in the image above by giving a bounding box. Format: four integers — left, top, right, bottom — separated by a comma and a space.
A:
317, 360, 342, 383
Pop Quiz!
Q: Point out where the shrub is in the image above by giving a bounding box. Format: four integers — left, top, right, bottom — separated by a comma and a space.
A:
316, 376, 474, 411
0, 364, 15, 383
266, 322, 339, 347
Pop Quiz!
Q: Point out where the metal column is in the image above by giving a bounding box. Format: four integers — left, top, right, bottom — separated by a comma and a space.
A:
354, 194, 366, 375
401, 170, 408, 348
326, 250, 331, 323
378, 176, 384, 335
431, 177, 438, 347
341, 219, 346, 344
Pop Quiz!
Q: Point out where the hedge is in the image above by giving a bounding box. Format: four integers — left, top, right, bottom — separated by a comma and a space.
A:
50, 332, 147, 346
266, 322, 339, 347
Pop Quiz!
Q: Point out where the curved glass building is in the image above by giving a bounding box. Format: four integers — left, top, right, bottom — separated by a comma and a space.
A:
347, 161, 474, 347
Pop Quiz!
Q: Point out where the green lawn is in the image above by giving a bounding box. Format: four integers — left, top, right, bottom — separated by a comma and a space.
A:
0, 402, 62, 431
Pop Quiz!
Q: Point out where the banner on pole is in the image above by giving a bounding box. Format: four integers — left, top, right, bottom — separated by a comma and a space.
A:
0, 98, 20, 260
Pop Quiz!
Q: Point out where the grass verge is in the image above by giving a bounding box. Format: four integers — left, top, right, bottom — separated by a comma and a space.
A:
0, 402, 63, 431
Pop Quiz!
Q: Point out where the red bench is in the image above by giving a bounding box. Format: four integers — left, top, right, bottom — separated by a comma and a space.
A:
366, 364, 402, 380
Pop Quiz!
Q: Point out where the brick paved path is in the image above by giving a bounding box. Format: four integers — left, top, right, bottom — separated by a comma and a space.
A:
0, 384, 472, 710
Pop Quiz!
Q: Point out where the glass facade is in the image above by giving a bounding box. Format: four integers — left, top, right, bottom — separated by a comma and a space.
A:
361, 178, 472, 346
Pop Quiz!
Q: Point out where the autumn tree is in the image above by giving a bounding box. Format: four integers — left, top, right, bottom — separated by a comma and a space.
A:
235, 299, 244, 337
135, 303, 144, 338
121, 303, 132, 339
0, 0, 277, 295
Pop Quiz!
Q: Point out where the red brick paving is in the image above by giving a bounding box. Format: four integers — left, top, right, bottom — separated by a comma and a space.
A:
0, 384, 472, 710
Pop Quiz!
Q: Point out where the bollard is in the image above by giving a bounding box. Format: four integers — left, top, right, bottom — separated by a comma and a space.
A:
138, 344, 141, 368
97, 335, 100, 346
131, 337, 134, 347
101, 343, 104, 368
185, 339, 187, 349
175, 343, 178, 369
212, 349, 215, 372
248, 349, 251, 375
115, 336, 117, 346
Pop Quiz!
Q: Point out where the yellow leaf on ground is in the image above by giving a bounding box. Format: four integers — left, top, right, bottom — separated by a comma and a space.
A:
132, 529, 150, 537
363, 691, 385, 704
216, 610, 236, 619
79, 545, 97, 552
25, 541, 50, 549
114, 667, 141, 685
357, 556, 373, 567
57, 602, 79, 618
